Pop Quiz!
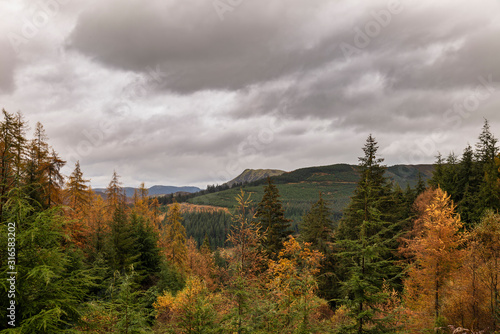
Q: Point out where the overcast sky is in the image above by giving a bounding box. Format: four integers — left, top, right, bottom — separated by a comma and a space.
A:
1, 0, 500, 189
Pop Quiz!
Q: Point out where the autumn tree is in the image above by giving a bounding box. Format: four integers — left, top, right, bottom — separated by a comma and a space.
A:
266, 237, 329, 333
402, 187, 464, 329
106, 170, 124, 209
164, 202, 188, 271
66, 161, 91, 213
0, 110, 27, 222
154, 276, 220, 333
224, 190, 266, 333
469, 211, 500, 331
256, 177, 292, 260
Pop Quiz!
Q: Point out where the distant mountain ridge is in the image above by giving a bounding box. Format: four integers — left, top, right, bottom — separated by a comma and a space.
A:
94, 185, 201, 198
189, 163, 434, 223
225, 168, 286, 187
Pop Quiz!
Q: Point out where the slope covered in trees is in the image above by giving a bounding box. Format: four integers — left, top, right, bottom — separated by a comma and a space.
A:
1, 109, 500, 333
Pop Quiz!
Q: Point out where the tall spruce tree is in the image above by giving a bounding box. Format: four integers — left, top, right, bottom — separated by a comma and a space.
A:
255, 177, 292, 260
335, 134, 401, 334
299, 192, 336, 307
476, 119, 500, 215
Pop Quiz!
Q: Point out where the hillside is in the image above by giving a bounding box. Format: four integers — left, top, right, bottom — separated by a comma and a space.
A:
188, 163, 433, 225
94, 185, 201, 198
225, 168, 286, 187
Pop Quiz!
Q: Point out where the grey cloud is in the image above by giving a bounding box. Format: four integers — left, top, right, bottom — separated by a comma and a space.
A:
0, 39, 17, 93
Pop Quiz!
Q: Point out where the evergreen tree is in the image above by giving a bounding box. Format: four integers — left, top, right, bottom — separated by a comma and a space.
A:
476, 120, 500, 216
299, 192, 337, 306
107, 202, 139, 273
0, 191, 95, 332
300, 192, 333, 254
475, 119, 498, 164
130, 212, 162, 286
46, 149, 65, 207
335, 135, 401, 333
255, 177, 292, 259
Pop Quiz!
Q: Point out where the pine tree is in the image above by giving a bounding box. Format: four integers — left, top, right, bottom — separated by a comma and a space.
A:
107, 201, 139, 273
300, 192, 333, 253
0, 191, 95, 332
335, 135, 401, 333
477, 121, 500, 216
46, 149, 65, 207
299, 192, 336, 306
456, 144, 482, 226
476, 119, 498, 164
255, 177, 292, 259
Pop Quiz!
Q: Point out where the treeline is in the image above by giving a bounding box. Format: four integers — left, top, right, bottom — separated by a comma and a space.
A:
156, 182, 249, 206
1, 108, 500, 333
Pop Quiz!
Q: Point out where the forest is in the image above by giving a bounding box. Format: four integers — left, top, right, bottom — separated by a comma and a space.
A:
1, 108, 500, 333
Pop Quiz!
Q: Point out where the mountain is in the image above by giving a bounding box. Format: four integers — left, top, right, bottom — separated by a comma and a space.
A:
94, 185, 201, 198
225, 168, 286, 187
188, 163, 434, 224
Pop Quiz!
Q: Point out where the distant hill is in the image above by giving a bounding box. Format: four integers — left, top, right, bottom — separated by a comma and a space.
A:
94, 185, 201, 198
225, 168, 286, 187
188, 163, 434, 224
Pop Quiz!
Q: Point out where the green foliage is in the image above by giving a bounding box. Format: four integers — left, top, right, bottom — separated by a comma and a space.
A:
430, 119, 500, 227
181, 210, 232, 248
299, 192, 337, 308
156, 260, 186, 296
130, 213, 162, 286
0, 191, 96, 333
106, 203, 140, 273
335, 135, 402, 333
256, 178, 292, 260
109, 270, 152, 334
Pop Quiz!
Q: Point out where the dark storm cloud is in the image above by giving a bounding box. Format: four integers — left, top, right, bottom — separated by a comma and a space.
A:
67, 0, 357, 93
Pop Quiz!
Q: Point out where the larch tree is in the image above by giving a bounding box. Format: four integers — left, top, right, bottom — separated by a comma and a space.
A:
66, 161, 91, 213
164, 202, 188, 271
0, 110, 25, 222
470, 211, 500, 331
402, 187, 464, 328
106, 170, 124, 209
225, 190, 266, 333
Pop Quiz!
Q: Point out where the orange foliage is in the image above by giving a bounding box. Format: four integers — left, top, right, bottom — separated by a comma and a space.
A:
401, 187, 465, 330
186, 238, 217, 291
